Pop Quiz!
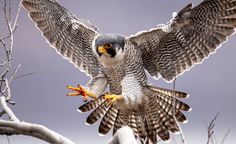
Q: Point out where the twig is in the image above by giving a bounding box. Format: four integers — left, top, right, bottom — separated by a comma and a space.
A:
8, 0, 12, 27
0, 110, 6, 117
9, 0, 21, 55
12, 1, 21, 33
2, 78, 11, 100
0, 61, 7, 67
221, 129, 230, 144
0, 57, 6, 63
0, 96, 19, 122
1, 70, 9, 96
206, 113, 220, 144
1, 0, 21, 65
12, 71, 37, 81
0, 38, 10, 62
8, 64, 21, 83
1, 1, 21, 41
0, 68, 9, 78
3, 0, 11, 42
7, 135, 10, 144
172, 78, 187, 144
0, 38, 6, 49
3, 0, 11, 32
0, 80, 5, 96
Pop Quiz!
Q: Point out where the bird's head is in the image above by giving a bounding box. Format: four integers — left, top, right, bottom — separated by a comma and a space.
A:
93, 34, 126, 64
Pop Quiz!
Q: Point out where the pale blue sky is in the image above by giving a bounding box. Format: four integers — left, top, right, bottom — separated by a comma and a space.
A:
0, 0, 236, 143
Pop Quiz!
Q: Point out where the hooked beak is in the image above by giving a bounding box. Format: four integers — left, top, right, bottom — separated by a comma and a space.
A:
98, 46, 107, 54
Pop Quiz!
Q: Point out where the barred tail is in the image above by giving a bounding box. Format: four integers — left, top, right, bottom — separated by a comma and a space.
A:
113, 86, 191, 143
78, 95, 119, 135
146, 86, 190, 143
78, 86, 191, 143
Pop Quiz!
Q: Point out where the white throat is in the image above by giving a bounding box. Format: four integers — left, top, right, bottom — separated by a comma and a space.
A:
98, 49, 125, 66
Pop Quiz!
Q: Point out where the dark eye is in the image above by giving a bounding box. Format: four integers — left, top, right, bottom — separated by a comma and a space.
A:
104, 44, 112, 49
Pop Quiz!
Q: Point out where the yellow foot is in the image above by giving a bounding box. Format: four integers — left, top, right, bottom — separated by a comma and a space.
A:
103, 93, 123, 107
66, 85, 97, 102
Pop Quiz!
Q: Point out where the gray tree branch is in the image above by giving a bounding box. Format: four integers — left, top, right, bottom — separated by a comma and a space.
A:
0, 119, 75, 144
108, 126, 138, 144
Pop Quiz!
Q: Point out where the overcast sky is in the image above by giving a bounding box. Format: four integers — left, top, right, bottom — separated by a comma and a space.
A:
0, 0, 236, 144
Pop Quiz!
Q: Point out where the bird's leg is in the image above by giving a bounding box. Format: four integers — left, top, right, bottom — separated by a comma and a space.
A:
66, 85, 97, 102
104, 93, 123, 107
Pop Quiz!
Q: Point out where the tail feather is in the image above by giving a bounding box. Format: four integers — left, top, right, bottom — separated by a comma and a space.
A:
155, 101, 180, 133
78, 96, 105, 112
78, 85, 190, 143
141, 86, 190, 142
98, 105, 118, 135
148, 85, 191, 112
155, 118, 170, 142
150, 87, 189, 124
124, 111, 139, 137
175, 110, 187, 123
152, 100, 171, 141
86, 101, 107, 125
112, 110, 122, 135
144, 101, 158, 143
130, 112, 138, 135
147, 85, 189, 98
134, 112, 147, 140
115, 109, 148, 141
144, 115, 157, 144
156, 91, 191, 112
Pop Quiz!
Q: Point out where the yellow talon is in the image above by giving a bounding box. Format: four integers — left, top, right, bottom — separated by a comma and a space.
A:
67, 92, 81, 97
104, 94, 122, 106
66, 85, 97, 102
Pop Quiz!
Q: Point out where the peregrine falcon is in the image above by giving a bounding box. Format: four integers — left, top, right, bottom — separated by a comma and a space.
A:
22, 0, 236, 143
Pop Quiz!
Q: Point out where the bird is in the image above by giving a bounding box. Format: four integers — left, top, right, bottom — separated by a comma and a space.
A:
21, 0, 236, 143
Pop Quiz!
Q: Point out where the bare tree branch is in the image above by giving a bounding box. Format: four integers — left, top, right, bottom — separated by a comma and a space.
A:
3, 1, 21, 40
1, 0, 21, 65
2, 0, 11, 35
0, 38, 10, 63
8, 64, 21, 83
0, 110, 6, 117
13, 71, 37, 80
0, 57, 7, 66
108, 126, 138, 144
0, 96, 19, 121
0, 119, 75, 144
206, 113, 220, 144
221, 129, 230, 144
4, 78, 11, 100
6, 135, 11, 144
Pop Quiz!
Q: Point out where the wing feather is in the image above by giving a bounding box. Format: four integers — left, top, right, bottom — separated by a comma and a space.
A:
129, 0, 236, 81
22, 0, 101, 77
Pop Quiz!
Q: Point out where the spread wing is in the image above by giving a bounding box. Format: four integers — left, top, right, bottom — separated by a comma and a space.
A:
21, 0, 101, 77
129, 0, 236, 82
